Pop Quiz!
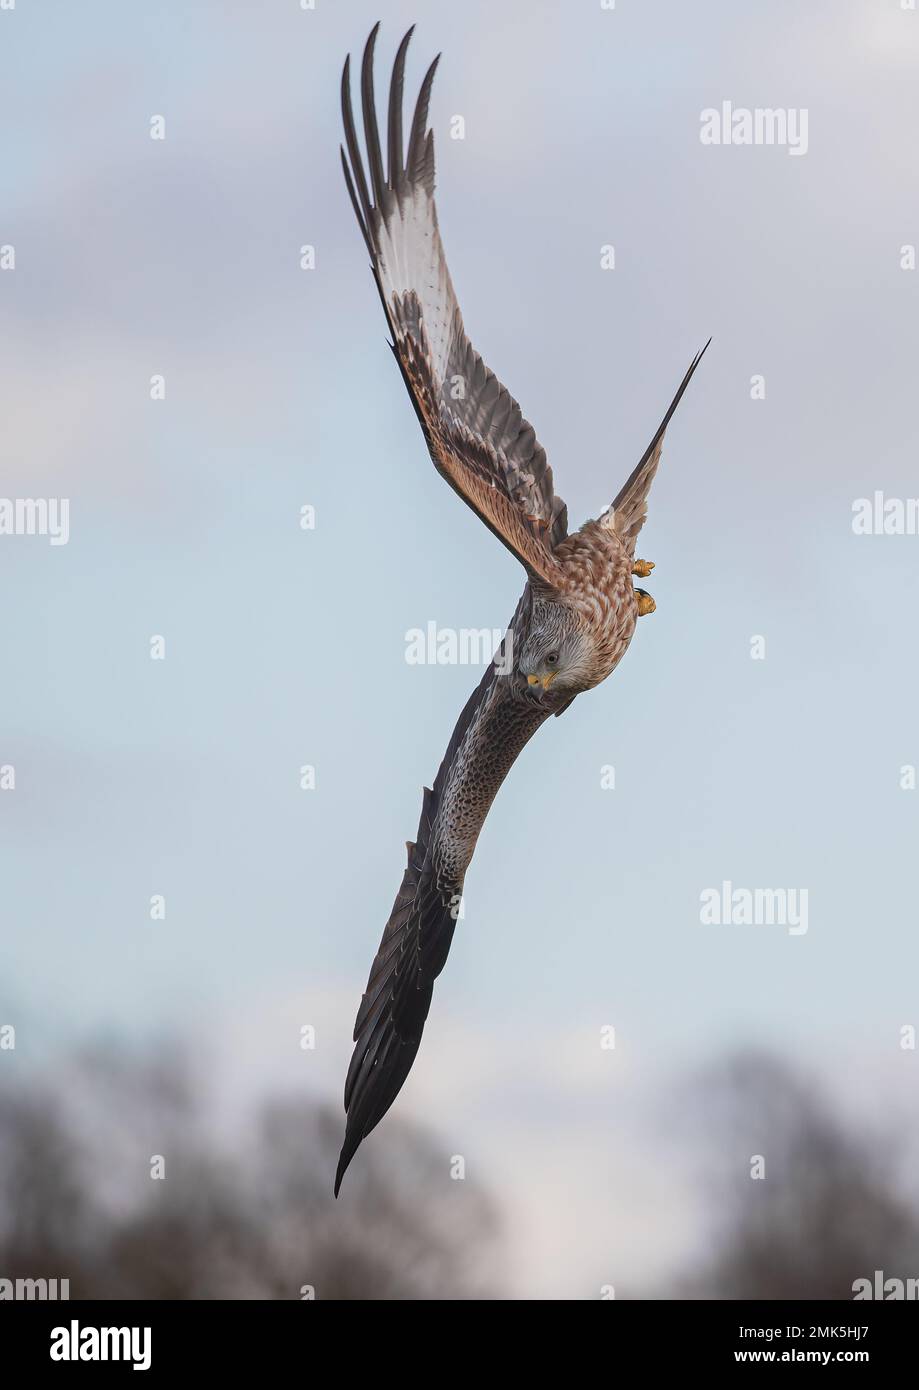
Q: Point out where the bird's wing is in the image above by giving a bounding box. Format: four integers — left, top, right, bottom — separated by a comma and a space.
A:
607, 340, 711, 552
335, 597, 549, 1195
341, 25, 568, 587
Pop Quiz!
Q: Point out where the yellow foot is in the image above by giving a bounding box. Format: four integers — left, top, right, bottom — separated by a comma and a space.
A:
632, 559, 655, 578
635, 588, 656, 617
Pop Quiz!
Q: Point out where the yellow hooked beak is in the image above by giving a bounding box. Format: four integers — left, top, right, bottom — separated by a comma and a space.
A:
527, 673, 557, 691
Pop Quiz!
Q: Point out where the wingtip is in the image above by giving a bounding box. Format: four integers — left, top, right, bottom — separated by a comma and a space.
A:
394, 25, 416, 67
334, 1138, 356, 1198
421, 51, 443, 88
364, 20, 381, 63
687, 337, 712, 376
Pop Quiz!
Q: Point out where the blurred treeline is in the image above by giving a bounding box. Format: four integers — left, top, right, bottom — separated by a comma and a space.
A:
674, 1051, 919, 1300
0, 1045, 916, 1299
0, 1043, 500, 1299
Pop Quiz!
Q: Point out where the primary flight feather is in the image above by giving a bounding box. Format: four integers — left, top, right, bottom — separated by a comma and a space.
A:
335, 23, 708, 1195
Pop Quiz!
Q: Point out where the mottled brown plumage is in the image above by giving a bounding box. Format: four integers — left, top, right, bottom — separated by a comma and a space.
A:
334, 24, 708, 1194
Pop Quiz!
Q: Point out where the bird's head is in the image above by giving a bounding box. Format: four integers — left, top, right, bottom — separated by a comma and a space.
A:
517, 598, 594, 697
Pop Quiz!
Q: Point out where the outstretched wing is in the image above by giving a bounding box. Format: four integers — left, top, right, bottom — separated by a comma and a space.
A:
606, 339, 711, 552
341, 25, 568, 586
335, 598, 550, 1195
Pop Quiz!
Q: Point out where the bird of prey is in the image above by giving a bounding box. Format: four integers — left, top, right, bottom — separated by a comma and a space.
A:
335, 23, 707, 1195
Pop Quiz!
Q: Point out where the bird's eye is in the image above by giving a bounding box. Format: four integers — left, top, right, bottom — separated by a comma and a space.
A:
546, 651, 559, 665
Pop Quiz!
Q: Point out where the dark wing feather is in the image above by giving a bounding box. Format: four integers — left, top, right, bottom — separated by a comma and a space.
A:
335, 597, 549, 1195
341, 25, 568, 586
608, 340, 711, 552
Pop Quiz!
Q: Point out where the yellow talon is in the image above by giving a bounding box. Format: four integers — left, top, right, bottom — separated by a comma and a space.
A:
632, 559, 655, 578
635, 588, 656, 617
